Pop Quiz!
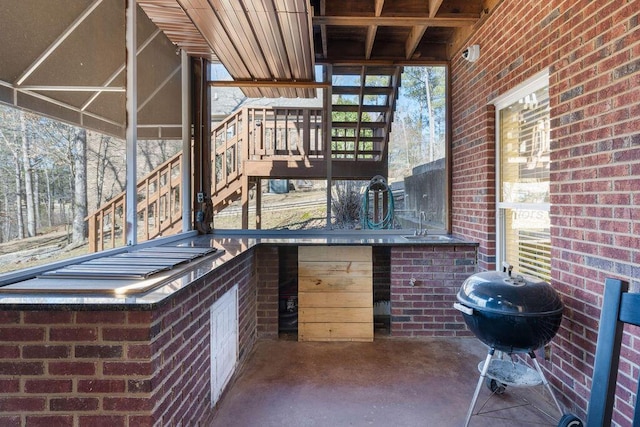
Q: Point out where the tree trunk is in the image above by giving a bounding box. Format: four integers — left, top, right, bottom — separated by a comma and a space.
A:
34, 171, 41, 229
94, 135, 105, 209
424, 69, 436, 162
44, 168, 53, 227
72, 129, 88, 243
14, 154, 24, 239
21, 113, 36, 237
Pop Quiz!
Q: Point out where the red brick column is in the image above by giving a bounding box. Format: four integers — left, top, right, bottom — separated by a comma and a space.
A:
255, 246, 279, 338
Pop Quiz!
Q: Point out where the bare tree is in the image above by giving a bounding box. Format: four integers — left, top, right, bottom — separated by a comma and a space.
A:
20, 113, 36, 237
87, 133, 125, 209
423, 69, 436, 161
14, 153, 24, 239
0, 116, 24, 240
72, 129, 87, 243
43, 168, 53, 227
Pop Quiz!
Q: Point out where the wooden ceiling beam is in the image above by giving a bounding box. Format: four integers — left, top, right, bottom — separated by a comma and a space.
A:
405, 25, 428, 60
365, 26, 378, 60
318, 0, 328, 59
209, 80, 329, 88
447, 0, 502, 59
364, 0, 385, 60
313, 15, 477, 27
428, 0, 445, 17
245, 5, 292, 80
179, 2, 248, 76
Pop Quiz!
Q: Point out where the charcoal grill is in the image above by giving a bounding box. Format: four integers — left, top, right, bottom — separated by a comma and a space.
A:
454, 264, 579, 426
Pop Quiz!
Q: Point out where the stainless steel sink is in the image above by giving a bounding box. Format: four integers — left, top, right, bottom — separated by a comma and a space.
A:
401, 235, 453, 241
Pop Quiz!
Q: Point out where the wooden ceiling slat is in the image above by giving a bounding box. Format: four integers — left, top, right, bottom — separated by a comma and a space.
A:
186, 6, 250, 77
245, 9, 292, 79
277, 4, 310, 79
212, 0, 272, 79
138, 0, 216, 60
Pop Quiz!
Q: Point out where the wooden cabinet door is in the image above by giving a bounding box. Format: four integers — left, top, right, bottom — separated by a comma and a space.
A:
298, 246, 373, 342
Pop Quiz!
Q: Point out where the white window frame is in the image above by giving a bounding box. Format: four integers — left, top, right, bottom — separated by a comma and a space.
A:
493, 69, 550, 272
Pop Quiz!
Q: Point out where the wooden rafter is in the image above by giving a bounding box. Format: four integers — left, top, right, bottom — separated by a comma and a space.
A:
312, 15, 477, 27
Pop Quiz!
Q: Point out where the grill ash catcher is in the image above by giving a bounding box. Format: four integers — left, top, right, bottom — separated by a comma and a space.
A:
454, 263, 583, 427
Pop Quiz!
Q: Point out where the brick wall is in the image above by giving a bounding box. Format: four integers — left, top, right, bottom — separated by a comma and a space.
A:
389, 245, 477, 337
255, 246, 279, 338
0, 250, 257, 427
151, 250, 257, 425
451, 0, 640, 423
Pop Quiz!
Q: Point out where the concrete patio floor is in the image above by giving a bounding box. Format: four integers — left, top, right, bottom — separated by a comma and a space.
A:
210, 336, 567, 426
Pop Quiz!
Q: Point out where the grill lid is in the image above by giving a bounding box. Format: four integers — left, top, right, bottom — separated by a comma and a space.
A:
457, 266, 563, 316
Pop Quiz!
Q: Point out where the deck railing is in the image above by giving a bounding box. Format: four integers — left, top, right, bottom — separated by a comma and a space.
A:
87, 106, 326, 251
211, 107, 324, 209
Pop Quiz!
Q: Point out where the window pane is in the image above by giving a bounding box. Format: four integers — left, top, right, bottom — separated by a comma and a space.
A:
502, 208, 551, 282
498, 81, 550, 280
499, 86, 550, 204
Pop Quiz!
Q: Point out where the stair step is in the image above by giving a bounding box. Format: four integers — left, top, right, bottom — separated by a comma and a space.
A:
332, 121, 386, 129
331, 104, 389, 113
331, 136, 384, 143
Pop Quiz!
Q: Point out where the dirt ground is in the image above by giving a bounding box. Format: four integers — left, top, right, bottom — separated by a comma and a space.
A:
212, 187, 329, 230
0, 228, 89, 274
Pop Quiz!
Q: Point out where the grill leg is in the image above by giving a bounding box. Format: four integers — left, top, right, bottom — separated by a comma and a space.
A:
530, 352, 564, 416
464, 349, 494, 427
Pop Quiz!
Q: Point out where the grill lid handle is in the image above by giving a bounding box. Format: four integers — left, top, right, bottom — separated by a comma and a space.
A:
453, 302, 474, 316
502, 262, 513, 277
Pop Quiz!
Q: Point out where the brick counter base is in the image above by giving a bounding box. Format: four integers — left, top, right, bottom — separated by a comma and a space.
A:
0, 250, 257, 427
390, 245, 478, 337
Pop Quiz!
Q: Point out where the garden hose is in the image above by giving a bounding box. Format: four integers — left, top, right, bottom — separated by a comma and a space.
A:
361, 175, 394, 229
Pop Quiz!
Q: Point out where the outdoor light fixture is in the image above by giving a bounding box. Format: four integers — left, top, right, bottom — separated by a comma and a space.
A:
462, 45, 480, 62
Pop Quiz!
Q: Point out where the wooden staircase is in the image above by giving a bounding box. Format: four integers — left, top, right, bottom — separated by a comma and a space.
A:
86, 66, 402, 251
330, 65, 401, 166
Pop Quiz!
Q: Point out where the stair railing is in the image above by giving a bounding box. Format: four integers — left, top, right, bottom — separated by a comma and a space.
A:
86, 152, 182, 252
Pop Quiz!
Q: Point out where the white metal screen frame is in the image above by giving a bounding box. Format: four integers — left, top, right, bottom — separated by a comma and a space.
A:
492, 69, 550, 272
